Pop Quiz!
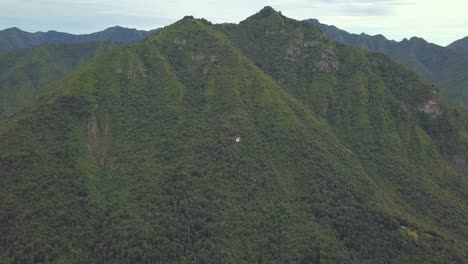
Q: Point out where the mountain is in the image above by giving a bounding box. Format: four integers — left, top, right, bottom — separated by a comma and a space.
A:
306, 19, 468, 109
448, 36, 468, 52
0, 26, 155, 54
0, 7, 468, 263
0, 41, 120, 116
305, 19, 397, 51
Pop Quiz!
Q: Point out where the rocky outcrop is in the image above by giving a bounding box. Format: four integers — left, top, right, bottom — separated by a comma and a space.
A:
418, 99, 442, 118
86, 114, 113, 168
286, 33, 338, 73
191, 53, 217, 75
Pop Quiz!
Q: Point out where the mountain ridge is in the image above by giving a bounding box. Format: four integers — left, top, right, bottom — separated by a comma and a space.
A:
0, 26, 157, 54
448, 36, 468, 52
305, 18, 468, 109
0, 41, 120, 116
0, 7, 467, 263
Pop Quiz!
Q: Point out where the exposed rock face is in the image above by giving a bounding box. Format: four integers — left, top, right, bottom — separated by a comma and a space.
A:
86, 114, 112, 168
286, 33, 338, 72
286, 34, 304, 62
87, 115, 99, 154
265, 29, 286, 36
311, 49, 339, 73
304, 40, 320, 48
114, 62, 147, 81
419, 99, 442, 118
191, 54, 205, 61
174, 38, 186, 50
191, 53, 217, 75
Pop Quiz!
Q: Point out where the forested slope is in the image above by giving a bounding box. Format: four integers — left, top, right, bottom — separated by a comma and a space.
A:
0, 7, 467, 264
0, 26, 153, 54
306, 18, 468, 109
0, 41, 119, 115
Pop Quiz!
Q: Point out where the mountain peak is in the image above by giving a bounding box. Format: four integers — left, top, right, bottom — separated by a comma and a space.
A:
306, 18, 320, 24
409, 36, 427, 42
260, 6, 276, 13
3, 27, 23, 33
104, 25, 127, 31
252, 6, 282, 18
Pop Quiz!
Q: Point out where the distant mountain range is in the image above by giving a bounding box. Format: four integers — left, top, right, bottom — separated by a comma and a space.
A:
448, 36, 468, 53
306, 19, 468, 109
0, 41, 120, 115
1, 22, 467, 108
0, 26, 157, 54
0, 26, 158, 116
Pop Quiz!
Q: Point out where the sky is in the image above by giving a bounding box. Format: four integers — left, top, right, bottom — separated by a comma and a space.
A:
0, 0, 467, 46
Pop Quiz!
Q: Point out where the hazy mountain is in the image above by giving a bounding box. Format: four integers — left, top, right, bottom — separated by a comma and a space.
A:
448, 36, 468, 52
0, 26, 156, 54
0, 41, 120, 116
305, 18, 398, 52
306, 18, 468, 109
0, 7, 467, 263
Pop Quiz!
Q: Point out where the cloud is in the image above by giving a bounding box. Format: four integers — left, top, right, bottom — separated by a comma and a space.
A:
318, 0, 413, 17
338, 5, 393, 16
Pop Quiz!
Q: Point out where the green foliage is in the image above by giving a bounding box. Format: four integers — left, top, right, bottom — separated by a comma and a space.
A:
307, 19, 468, 109
0, 41, 120, 116
0, 26, 155, 55
222, 7, 468, 262
0, 7, 467, 264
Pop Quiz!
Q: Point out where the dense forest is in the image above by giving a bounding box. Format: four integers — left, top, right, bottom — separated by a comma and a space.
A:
306, 18, 468, 109
0, 41, 120, 115
0, 26, 154, 54
0, 6, 467, 264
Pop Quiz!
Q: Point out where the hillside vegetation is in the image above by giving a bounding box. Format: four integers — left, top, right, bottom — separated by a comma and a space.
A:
0, 7, 467, 264
306, 19, 468, 109
0, 41, 119, 115
0, 26, 154, 54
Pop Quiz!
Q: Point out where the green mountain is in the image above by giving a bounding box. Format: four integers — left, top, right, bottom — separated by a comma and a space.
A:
448, 36, 468, 53
0, 41, 120, 115
306, 19, 468, 109
0, 26, 155, 54
1, 7, 468, 263
305, 19, 397, 51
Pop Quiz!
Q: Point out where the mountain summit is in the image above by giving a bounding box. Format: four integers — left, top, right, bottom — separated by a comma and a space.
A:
0, 8, 467, 263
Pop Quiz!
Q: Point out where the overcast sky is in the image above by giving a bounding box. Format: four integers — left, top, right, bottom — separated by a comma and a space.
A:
1, 0, 466, 46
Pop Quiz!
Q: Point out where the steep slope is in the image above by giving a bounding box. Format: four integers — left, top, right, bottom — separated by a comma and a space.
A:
448, 36, 468, 53
0, 9, 468, 264
0, 26, 155, 54
221, 5, 468, 260
0, 17, 382, 263
305, 19, 396, 52
306, 19, 468, 109
0, 41, 120, 115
